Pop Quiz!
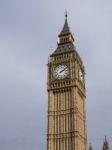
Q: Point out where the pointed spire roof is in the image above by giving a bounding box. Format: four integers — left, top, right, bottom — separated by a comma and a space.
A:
51, 13, 76, 56
59, 12, 70, 36
89, 143, 93, 150
104, 136, 108, 144
103, 136, 109, 150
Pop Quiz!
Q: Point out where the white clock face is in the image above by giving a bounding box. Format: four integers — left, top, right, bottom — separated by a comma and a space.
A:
79, 69, 84, 82
53, 64, 69, 79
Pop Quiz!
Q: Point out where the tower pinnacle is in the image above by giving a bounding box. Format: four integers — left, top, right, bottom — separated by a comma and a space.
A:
103, 136, 109, 150
52, 14, 75, 55
89, 143, 93, 150
59, 12, 70, 36
65, 10, 68, 19
57, 13, 75, 47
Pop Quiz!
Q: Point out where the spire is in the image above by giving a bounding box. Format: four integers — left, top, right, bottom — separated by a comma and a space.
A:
59, 11, 70, 36
51, 13, 75, 55
104, 136, 108, 144
89, 143, 93, 150
103, 136, 109, 150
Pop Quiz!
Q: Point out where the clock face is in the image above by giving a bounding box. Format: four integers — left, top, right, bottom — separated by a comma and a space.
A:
79, 69, 84, 82
53, 64, 69, 79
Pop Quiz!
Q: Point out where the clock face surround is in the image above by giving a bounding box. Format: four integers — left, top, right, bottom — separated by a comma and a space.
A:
53, 64, 69, 79
79, 69, 84, 82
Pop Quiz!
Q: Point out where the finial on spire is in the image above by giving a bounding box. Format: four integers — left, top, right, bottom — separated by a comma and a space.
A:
65, 10, 68, 19
104, 136, 108, 145
105, 136, 107, 141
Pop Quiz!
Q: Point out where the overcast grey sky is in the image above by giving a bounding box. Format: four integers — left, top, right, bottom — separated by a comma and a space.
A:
0, 0, 112, 150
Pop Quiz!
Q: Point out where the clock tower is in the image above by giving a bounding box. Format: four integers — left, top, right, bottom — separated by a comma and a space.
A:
47, 14, 87, 150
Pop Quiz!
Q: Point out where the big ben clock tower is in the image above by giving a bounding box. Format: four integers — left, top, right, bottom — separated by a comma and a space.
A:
47, 14, 87, 150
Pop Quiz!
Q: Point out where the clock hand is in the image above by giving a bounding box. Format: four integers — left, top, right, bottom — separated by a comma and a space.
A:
59, 67, 67, 73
